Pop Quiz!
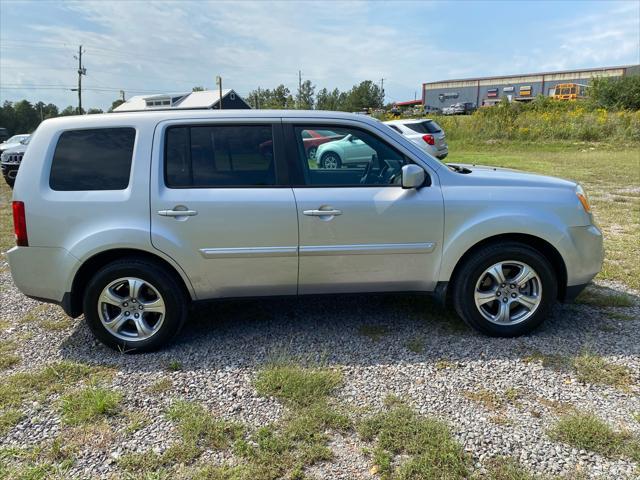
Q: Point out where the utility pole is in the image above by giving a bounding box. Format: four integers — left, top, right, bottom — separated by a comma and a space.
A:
74, 45, 86, 114
298, 70, 302, 109
256, 87, 261, 109
120, 90, 125, 102
216, 76, 223, 109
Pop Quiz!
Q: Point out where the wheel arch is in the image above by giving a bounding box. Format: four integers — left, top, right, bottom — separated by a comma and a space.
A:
447, 233, 568, 302
67, 248, 195, 317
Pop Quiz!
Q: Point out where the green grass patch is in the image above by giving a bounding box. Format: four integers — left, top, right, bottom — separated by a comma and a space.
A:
0, 340, 19, 371
254, 363, 342, 409
358, 396, 469, 480
447, 143, 640, 290
120, 401, 242, 475
576, 287, 635, 308
166, 360, 182, 372
573, 351, 632, 388
549, 412, 640, 461
0, 408, 22, 436
0, 437, 75, 479
464, 389, 504, 411
0, 361, 112, 409
147, 378, 173, 394
358, 324, 390, 341
476, 457, 538, 480
405, 336, 425, 353
61, 386, 121, 425
608, 311, 636, 321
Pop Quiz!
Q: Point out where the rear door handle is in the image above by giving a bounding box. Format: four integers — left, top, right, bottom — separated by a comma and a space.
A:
303, 209, 342, 216
157, 209, 198, 217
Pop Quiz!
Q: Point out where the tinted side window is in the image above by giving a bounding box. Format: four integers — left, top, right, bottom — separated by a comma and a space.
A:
405, 121, 441, 134
165, 125, 275, 187
294, 126, 408, 186
50, 128, 135, 191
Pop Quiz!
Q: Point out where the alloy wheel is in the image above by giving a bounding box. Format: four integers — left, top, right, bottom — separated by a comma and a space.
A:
97, 277, 166, 341
473, 260, 542, 325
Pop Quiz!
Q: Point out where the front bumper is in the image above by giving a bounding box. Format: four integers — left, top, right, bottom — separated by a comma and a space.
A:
565, 224, 604, 287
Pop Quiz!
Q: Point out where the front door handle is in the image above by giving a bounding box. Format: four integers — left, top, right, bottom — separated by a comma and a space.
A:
303, 209, 342, 216
157, 209, 198, 217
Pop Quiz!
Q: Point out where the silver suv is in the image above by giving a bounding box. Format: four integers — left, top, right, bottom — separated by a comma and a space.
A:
8, 110, 603, 351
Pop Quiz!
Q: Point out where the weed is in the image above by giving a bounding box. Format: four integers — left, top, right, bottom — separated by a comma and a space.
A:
0, 408, 22, 435
435, 359, 459, 370
167, 400, 243, 449
61, 386, 121, 425
358, 396, 469, 479
358, 325, 389, 341
405, 336, 424, 353
40, 317, 73, 331
464, 389, 503, 411
254, 363, 342, 409
573, 351, 632, 388
576, 288, 635, 308
147, 378, 173, 394
608, 311, 636, 321
0, 361, 111, 409
478, 456, 538, 480
549, 411, 640, 461
0, 340, 19, 370
166, 360, 182, 372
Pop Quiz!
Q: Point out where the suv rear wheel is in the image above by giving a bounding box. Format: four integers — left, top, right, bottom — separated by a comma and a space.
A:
452, 242, 557, 337
83, 258, 188, 352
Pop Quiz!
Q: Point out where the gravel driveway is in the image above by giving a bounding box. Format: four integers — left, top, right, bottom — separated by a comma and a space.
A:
1, 259, 639, 479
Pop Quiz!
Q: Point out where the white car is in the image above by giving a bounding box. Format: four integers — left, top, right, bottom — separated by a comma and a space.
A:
0, 134, 30, 153
384, 119, 448, 159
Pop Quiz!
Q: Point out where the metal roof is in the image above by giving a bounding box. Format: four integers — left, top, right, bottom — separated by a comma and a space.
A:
113, 89, 245, 112
423, 64, 638, 86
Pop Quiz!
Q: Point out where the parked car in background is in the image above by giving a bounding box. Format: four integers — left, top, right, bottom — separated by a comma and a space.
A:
384, 119, 448, 159
0, 128, 10, 142
1, 139, 29, 188
8, 109, 603, 351
422, 105, 442, 115
315, 133, 376, 168
443, 102, 476, 115
302, 129, 344, 160
0, 134, 30, 153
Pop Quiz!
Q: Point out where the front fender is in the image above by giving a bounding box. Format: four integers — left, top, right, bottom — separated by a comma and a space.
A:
439, 212, 572, 282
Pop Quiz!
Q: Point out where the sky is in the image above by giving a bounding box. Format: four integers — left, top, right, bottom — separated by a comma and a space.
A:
1, 0, 639, 111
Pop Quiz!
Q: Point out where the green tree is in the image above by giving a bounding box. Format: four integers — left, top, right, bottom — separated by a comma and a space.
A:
316, 88, 347, 111
59, 106, 78, 116
109, 99, 125, 112
86, 108, 104, 114
297, 79, 315, 109
13, 100, 40, 133
343, 81, 384, 112
192, 86, 206, 92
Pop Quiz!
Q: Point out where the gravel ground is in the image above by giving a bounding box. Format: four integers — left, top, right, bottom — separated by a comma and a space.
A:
1, 258, 639, 479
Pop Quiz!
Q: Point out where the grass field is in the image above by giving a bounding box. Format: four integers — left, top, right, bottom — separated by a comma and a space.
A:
1, 140, 639, 289
445, 140, 640, 290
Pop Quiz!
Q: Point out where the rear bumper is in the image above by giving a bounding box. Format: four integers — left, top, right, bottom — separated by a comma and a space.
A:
7, 246, 78, 306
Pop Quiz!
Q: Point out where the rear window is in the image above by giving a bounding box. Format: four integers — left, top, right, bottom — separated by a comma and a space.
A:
165, 124, 275, 188
405, 121, 442, 134
50, 128, 136, 191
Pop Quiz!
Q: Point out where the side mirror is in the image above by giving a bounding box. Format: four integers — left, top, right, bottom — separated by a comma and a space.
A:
401, 164, 425, 189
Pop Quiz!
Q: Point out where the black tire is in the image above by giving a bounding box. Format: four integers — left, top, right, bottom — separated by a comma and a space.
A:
83, 257, 188, 352
320, 152, 342, 169
451, 242, 557, 337
307, 146, 318, 160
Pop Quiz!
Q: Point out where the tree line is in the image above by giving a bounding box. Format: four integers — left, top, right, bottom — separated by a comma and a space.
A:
246, 80, 385, 112
0, 79, 384, 135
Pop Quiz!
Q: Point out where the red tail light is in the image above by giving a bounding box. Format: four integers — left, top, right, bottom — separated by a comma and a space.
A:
12, 201, 28, 247
422, 134, 435, 145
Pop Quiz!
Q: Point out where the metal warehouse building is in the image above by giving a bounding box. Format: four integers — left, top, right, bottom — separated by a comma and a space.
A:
422, 64, 640, 109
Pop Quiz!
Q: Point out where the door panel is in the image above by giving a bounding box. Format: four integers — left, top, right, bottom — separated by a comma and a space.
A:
150, 120, 298, 300
293, 185, 443, 294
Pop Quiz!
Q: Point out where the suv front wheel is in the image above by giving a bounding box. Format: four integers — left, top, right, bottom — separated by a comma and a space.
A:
452, 242, 557, 337
83, 258, 188, 352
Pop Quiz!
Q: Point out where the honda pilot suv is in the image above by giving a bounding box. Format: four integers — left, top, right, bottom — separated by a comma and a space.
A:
8, 110, 603, 351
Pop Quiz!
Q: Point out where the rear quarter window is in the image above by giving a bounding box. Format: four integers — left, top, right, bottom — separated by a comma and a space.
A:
49, 127, 136, 191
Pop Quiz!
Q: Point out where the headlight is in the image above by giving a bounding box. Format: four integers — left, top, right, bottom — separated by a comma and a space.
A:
576, 185, 591, 214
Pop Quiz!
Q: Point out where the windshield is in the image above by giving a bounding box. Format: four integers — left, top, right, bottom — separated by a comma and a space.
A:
5, 135, 26, 143
405, 121, 442, 134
